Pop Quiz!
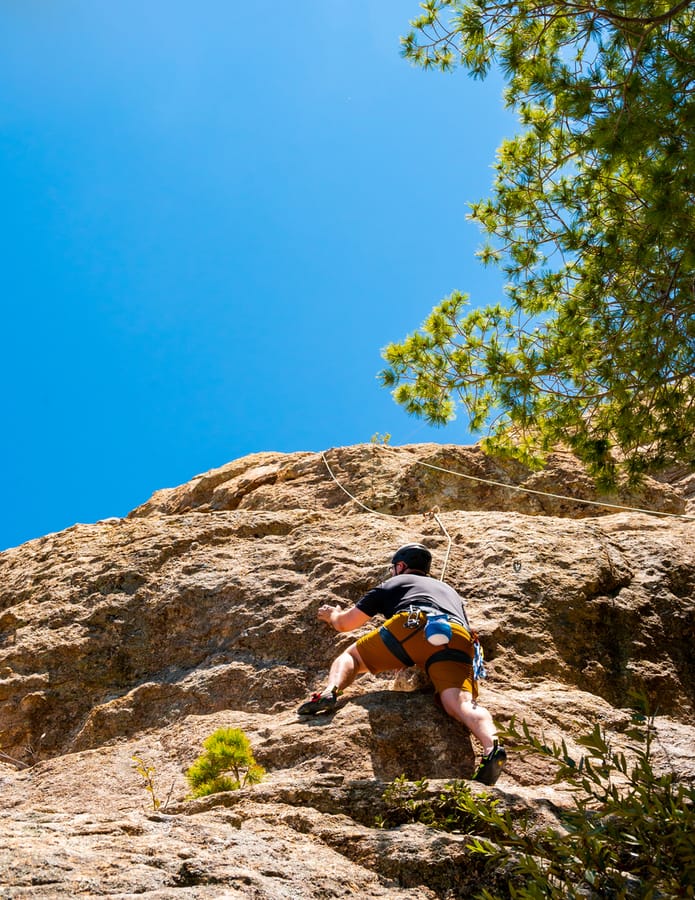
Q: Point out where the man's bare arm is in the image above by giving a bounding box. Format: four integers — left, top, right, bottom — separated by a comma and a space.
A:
317, 604, 371, 633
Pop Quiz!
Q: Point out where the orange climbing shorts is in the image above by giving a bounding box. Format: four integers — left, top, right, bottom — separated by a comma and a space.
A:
356, 610, 479, 700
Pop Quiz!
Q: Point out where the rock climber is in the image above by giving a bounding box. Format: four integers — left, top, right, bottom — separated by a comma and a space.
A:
298, 542, 507, 785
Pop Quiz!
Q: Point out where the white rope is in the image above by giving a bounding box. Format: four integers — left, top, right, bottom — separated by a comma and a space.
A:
321, 452, 409, 519
323, 446, 694, 524
368, 440, 693, 521
321, 445, 692, 588
431, 511, 452, 581
413, 458, 695, 521
321, 452, 453, 579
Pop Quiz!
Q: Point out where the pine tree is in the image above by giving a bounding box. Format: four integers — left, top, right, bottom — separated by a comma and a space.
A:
381, 0, 695, 484
186, 728, 265, 798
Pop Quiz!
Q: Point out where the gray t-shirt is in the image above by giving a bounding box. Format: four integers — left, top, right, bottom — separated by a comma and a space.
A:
356, 573, 470, 630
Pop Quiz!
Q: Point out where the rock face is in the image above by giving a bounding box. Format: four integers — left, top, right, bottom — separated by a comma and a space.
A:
0, 443, 694, 897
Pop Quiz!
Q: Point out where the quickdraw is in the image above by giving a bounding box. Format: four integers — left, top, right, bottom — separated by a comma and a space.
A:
472, 631, 487, 682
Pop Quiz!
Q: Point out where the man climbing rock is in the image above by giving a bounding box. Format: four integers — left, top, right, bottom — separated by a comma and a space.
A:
298, 542, 507, 786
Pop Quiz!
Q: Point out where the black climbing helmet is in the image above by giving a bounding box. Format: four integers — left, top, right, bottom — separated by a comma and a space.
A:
391, 543, 432, 574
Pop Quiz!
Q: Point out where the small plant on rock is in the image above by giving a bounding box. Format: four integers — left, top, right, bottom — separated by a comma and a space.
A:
132, 754, 166, 811
186, 727, 265, 798
375, 774, 513, 836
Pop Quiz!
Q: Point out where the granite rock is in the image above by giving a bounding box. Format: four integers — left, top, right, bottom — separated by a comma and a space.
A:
0, 443, 693, 897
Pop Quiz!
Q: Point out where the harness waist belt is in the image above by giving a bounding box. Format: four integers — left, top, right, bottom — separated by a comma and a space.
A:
414, 606, 468, 630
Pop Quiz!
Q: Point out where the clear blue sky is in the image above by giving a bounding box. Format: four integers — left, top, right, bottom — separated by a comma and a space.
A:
1, 1, 513, 551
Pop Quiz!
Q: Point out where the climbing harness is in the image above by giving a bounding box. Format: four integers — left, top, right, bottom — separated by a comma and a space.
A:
378, 606, 487, 684
378, 613, 422, 668
424, 647, 474, 679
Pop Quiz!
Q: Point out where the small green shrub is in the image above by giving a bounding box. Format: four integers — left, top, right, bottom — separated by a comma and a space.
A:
186, 727, 265, 799
377, 708, 695, 899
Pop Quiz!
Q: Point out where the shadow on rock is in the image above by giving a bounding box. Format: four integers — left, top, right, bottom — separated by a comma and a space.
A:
349, 689, 476, 782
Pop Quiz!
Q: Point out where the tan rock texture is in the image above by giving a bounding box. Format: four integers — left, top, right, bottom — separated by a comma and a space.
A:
0, 443, 693, 897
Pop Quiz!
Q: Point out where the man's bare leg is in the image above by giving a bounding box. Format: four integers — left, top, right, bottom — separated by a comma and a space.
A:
324, 643, 369, 693
298, 644, 369, 714
439, 686, 506, 784
439, 687, 498, 756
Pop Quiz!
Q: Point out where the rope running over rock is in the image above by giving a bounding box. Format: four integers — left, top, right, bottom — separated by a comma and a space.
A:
322, 448, 694, 522
321, 452, 453, 580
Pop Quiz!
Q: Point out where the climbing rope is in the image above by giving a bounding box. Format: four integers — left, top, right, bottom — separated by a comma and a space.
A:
373, 442, 694, 521
320, 451, 409, 519
321, 452, 453, 580
431, 510, 452, 582
412, 457, 694, 520
322, 445, 694, 526
321, 442, 692, 599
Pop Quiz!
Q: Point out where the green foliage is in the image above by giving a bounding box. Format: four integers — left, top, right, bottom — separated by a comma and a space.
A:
382, 1, 695, 483
377, 709, 695, 898
376, 774, 521, 838
370, 431, 392, 445
186, 727, 265, 799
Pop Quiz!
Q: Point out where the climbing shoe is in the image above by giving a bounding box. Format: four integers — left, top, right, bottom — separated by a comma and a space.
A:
472, 742, 507, 786
297, 688, 340, 716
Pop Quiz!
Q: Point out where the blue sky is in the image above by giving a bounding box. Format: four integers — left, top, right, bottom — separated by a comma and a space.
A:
1, 1, 513, 551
